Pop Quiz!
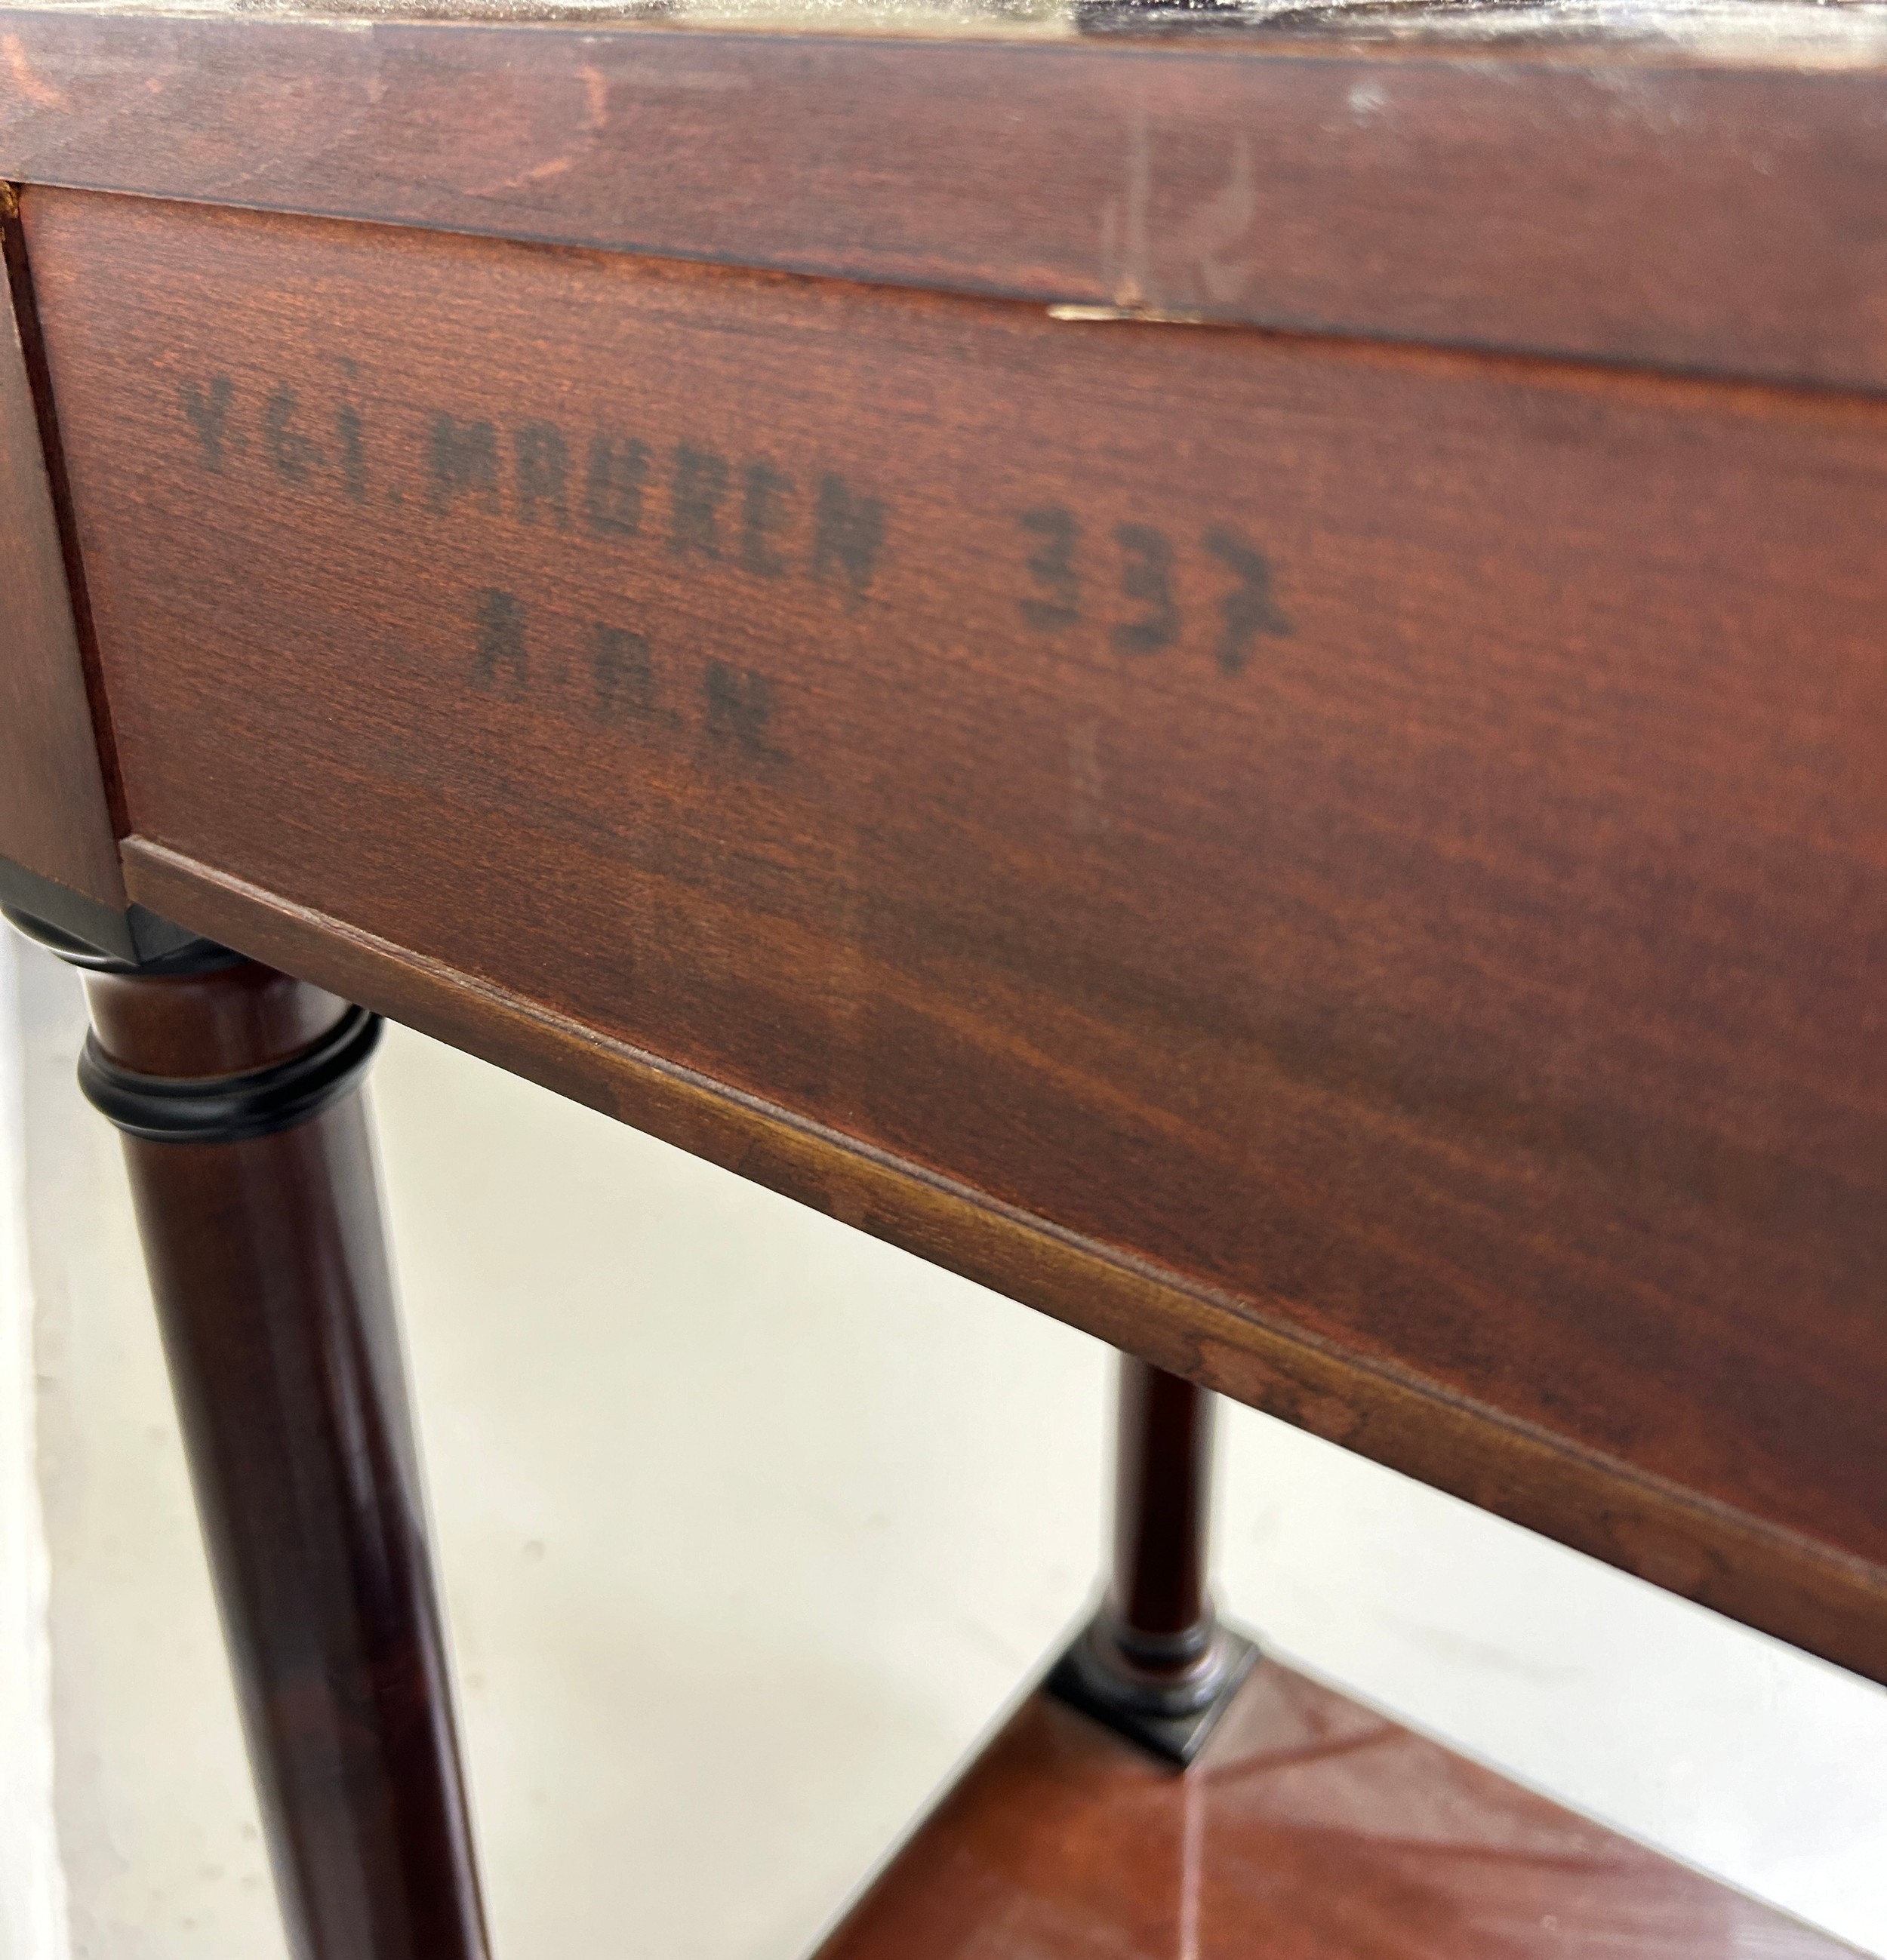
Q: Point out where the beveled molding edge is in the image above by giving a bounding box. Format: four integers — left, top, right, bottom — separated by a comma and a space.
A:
120, 833, 1887, 1688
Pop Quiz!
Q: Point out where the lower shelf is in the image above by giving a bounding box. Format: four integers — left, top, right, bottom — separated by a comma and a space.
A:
814, 1651, 1853, 1958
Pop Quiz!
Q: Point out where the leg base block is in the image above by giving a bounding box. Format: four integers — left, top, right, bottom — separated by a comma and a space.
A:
1045, 1617, 1261, 1766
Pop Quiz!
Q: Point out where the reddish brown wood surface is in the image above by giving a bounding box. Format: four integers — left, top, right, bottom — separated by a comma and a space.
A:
0, 192, 125, 938
2, 10, 1887, 392
23, 188, 1887, 1681
116, 835, 1887, 1694
815, 1661, 1858, 1958
1110, 1361, 1217, 1663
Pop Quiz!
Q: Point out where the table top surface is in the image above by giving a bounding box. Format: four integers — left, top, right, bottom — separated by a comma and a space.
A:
5, 0, 1887, 59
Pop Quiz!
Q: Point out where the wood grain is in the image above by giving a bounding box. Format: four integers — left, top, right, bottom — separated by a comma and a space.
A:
0, 192, 127, 946
26, 189, 1887, 1680
115, 838, 1887, 1691
815, 1660, 1861, 1957
2, 10, 1887, 392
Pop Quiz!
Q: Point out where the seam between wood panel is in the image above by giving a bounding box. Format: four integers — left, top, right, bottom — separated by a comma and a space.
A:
1, 183, 128, 842
116, 834, 1887, 1685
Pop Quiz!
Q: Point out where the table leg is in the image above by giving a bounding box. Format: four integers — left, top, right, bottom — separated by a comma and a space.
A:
1048, 1354, 1258, 1765
8, 909, 489, 1960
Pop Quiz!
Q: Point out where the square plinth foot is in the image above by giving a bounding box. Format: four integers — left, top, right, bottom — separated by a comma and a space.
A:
1044, 1620, 1261, 1767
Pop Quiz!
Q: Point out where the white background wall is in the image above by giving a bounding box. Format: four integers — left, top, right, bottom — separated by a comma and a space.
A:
4, 931, 1885, 1960
0, 937, 67, 1960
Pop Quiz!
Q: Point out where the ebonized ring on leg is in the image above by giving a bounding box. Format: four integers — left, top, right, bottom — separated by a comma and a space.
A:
75, 1001, 381, 1143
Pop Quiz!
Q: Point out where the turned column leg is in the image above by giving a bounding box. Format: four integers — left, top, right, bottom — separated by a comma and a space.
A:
8, 909, 488, 1960
1048, 1355, 1258, 1765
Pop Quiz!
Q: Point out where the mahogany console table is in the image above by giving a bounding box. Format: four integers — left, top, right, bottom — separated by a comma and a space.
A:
2, 1, 1882, 1952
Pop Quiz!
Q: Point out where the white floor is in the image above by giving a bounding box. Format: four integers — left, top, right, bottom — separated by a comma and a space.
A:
6, 935, 1885, 1960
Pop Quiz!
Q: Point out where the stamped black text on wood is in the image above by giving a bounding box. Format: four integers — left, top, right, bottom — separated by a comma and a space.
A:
172, 368, 1293, 746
